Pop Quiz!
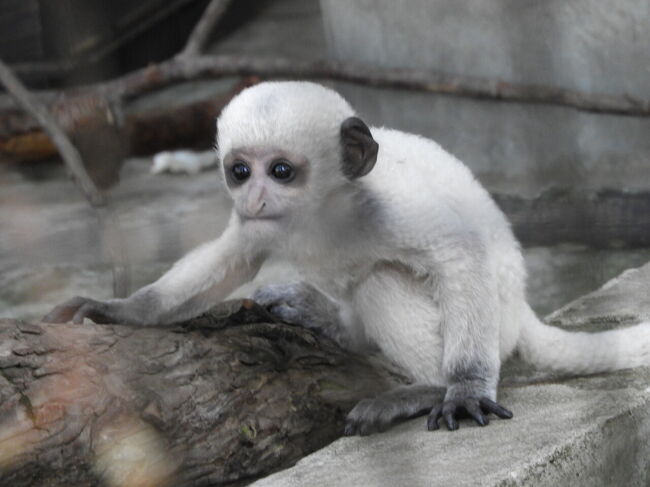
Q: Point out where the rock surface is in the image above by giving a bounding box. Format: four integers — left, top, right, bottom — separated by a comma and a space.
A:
547, 260, 650, 330
252, 262, 650, 486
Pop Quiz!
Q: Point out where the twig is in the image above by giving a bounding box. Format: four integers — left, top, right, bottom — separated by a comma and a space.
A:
0, 58, 130, 297
179, 0, 233, 58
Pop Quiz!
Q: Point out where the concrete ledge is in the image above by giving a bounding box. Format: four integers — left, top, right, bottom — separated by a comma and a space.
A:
252, 262, 650, 486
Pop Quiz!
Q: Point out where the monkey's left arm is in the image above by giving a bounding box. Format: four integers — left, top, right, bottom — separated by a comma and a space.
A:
44, 219, 267, 326
427, 244, 513, 430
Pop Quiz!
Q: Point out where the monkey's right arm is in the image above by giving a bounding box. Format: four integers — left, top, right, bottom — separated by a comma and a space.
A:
43, 219, 267, 326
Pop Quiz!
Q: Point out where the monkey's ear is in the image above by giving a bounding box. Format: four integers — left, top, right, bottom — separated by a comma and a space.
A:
340, 117, 379, 179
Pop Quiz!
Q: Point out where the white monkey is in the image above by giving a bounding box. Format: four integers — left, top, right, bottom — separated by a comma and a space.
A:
45, 81, 650, 434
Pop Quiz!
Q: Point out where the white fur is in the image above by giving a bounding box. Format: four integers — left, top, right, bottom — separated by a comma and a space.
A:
138, 81, 650, 389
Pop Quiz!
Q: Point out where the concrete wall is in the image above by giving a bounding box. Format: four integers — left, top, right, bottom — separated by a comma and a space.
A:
320, 0, 650, 196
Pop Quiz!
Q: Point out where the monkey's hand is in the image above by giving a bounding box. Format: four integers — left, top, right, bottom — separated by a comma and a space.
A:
42, 296, 122, 325
344, 385, 443, 436
252, 282, 348, 345
427, 384, 512, 431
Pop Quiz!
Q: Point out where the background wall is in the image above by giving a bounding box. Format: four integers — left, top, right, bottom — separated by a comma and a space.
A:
320, 0, 650, 196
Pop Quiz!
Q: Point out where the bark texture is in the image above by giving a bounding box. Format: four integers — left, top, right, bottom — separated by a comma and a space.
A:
0, 300, 398, 486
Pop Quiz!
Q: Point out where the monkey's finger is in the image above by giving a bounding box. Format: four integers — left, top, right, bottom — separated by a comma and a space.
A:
442, 405, 459, 431
42, 306, 76, 323
426, 405, 442, 431
268, 304, 301, 324
42, 296, 88, 323
343, 420, 359, 436
464, 399, 489, 427
479, 398, 513, 419
357, 421, 375, 437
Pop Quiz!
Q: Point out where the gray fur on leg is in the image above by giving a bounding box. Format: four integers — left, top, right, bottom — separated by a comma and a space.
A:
344, 385, 445, 436
253, 282, 350, 347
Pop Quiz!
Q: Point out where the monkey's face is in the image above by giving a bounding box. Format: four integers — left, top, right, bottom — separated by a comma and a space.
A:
222, 147, 313, 225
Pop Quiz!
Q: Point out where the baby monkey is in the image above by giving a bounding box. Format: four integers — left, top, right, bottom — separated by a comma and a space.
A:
45, 82, 650, 435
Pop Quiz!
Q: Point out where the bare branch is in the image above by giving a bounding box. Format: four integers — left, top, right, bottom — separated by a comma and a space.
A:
0, 58, 131, 297
0, 58, 105, 206
5, 55, 650, 118
179, 0, 234, 58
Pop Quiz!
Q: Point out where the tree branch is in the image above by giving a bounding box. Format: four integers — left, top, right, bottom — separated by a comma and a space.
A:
179, 0, 233, 58
0, 58, 104, 206
3, 55, 650, 119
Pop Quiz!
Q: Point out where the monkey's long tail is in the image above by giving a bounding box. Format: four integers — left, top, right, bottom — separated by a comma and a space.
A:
517, 305, 650, 374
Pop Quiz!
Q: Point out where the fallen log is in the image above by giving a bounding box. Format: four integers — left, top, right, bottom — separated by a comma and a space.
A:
0, 300, 399, 486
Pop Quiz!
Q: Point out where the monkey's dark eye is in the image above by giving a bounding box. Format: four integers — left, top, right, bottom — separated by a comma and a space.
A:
270, 160, 294, 182
231, 161, 251, 182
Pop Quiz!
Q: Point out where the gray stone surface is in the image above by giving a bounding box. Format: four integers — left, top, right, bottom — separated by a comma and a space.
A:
252, 263, 650, 486
524, 245, 650, 317
546, 260, 650, 330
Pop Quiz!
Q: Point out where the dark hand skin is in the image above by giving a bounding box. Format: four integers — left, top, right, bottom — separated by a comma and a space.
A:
427, 396, 513, 431
42, 296, 118, 325
343, 385, 444, 436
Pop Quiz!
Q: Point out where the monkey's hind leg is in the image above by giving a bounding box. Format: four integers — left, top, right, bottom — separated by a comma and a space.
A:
252, 281, 356, 348
344, 385, 445, 436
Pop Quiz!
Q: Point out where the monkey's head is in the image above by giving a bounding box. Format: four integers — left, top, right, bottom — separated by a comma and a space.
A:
216, 82, 378, 227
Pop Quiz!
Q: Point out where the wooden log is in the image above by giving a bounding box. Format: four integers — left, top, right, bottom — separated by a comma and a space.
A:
0, 300, 399, 486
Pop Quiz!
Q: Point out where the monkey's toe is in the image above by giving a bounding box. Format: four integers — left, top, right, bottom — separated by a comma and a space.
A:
427, 397, 512, 431
427, 396, 512, 431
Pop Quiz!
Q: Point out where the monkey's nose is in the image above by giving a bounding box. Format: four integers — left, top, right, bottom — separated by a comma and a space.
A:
246, 193, 267, 216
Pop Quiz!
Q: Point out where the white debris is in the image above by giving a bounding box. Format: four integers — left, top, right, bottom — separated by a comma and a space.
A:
151, 150, 218, 175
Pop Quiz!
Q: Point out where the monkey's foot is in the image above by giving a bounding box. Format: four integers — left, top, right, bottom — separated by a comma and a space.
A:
427, 397, 513, 431
344, 385, 444, 436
